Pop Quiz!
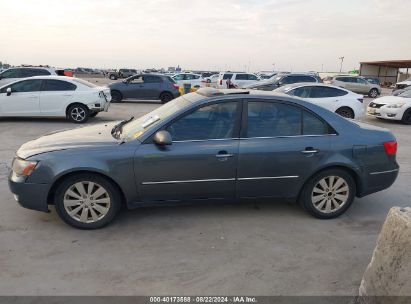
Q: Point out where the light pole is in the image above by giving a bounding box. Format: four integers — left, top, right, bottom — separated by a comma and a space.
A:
339, 57, 345, 73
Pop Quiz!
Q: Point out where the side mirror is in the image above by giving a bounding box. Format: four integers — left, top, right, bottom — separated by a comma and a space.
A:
6, 88, 11, 96
153, 130, 172, 146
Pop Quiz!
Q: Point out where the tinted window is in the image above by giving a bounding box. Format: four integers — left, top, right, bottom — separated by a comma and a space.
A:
173, 74, 184, 81
247, 102, 302, 137
290, 87, 312, 98
356, 78, 367, 84
235, 74, 248, 80
335, 77, 347, 82
222, 73, 233, 80
25, 68, 51, 77
143, 75, 162, 83
186, 74, 200, 80
166, 102, 237, 141
297, 75, 316, 83
309, 86, 348, 98
6, 79, 43, 93
0, 68, 24, 78
248, 74, 258, 80
280, 76, 296, 85
42, 80, 76, 91
303, 111, 329, 135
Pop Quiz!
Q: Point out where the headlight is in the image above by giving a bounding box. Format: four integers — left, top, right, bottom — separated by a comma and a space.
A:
12, 158, 38, 176
387, 102, 405, 108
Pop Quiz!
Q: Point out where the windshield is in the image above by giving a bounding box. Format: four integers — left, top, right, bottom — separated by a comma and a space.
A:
72, 78, 98, 88
399, 90, 411, 98
120, 95, 191, 141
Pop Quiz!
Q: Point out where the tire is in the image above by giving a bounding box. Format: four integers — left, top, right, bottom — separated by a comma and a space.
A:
369, 88, 378, 98
299, 168, 356, 219
160, 92, 174, 103
401, 108, 411, 125
109, 74, 117, 80
111, 90, 123, 103
54, 173, 122, 229
335, 107, 355, 119
67, 104, 89, 123
89, 112, 98, 118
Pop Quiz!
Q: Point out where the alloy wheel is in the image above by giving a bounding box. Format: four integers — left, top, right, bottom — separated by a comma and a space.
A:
311, 176, 349, 214
71, 107, 86, 122
63, 181, 111, 223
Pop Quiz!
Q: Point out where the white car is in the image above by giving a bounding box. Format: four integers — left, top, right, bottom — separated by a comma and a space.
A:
217, 72, 260, 89
395, 77, 411, 90
367, 90, 411, 124
0, 76, 111, 123
274, 83, 365, 119
172, 73, 203, 89
0, 67, 58, 87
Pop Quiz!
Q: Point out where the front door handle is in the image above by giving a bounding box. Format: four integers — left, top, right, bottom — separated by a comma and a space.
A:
216, 150, 234, 160
301, 147, 319, 154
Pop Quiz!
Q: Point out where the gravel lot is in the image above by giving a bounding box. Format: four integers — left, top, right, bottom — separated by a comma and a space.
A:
0, 85, 410, 296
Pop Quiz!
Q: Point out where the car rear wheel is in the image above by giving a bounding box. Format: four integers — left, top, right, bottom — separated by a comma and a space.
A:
67, 104, 89, 123
401, 109, 411, 125
160, 92, 174, 103
336, 107, 355, 119
111, 90, 123, 103
369, 88, 378, 98
54, 173, 121, 229
299, 169, 356, 219
109, 74, 117, 80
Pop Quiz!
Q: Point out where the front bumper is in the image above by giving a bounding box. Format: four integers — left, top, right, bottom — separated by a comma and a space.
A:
8, 171, 50, 212
366, 106, 403, 120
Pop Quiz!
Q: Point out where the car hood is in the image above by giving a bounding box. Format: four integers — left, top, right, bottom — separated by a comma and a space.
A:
17, 122, 120, 159
372, 96, 410, 105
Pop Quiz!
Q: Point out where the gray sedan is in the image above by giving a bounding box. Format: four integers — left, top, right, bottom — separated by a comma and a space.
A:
9, 88, 399, 229
108, 74, 180, 103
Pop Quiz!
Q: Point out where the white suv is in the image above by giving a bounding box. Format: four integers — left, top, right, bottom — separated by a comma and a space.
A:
0, 67, 57, 87
217, 72, 260, 88
172, 73, 203, 88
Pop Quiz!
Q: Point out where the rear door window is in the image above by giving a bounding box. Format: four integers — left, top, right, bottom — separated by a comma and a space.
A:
310, 86, 348, 98
26, 68, 51, 77
235, 74, 248, 80
297, 75, 316, 83
42, 80, 77, 91
223, 73, 233, 80
303, 111, 329, 135
247, 101, 302, 137
143, 75, 163, 83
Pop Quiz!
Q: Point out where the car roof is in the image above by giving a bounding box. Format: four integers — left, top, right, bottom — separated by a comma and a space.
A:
279, 82, 348, 89
6, 66, 55, 71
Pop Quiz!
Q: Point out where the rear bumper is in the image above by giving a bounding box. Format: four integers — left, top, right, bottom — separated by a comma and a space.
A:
8, 172, 50, 212
357, 167, 399, 197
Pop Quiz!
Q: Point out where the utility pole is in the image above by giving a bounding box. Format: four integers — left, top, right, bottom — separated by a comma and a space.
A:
339, 57, 345, 73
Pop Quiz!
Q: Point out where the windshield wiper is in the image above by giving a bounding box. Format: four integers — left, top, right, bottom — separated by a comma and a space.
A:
111, 116, 134, 139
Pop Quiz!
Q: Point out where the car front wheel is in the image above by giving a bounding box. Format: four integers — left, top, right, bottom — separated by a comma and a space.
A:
401, 108, 411, 125
299, 169, 356, 219
54, 173, 121, 229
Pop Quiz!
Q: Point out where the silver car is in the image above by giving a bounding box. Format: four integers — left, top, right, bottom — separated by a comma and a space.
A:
328, 76, 381, 98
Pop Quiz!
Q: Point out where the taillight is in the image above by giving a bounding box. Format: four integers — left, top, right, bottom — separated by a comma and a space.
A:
172, 84, 179, 90
357, 98, 363, 103
384, 141, 397, 156
220, 80, 223, 85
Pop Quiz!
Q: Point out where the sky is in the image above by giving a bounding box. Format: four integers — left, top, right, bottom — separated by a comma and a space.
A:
0, 0, 410, 72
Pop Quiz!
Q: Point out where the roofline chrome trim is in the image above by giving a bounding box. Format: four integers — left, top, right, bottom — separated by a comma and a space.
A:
238, 176, 299, 181
369, 169, 399, 175
170, 134, 337, 143
142, 178, 236, 185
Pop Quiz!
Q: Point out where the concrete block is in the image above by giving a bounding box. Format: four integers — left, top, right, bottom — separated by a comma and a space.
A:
359, 207, 411, 299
